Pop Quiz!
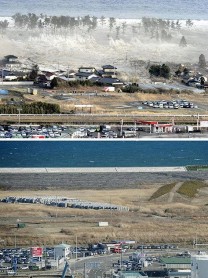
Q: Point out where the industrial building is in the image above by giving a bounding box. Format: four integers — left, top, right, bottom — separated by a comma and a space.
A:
191, 252, 208, 278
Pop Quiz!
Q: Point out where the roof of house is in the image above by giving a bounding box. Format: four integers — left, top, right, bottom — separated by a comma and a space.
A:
4, 55, 18, 60
160, 257, 191, 265
54, 243, 71, 248
75, 72, 97, 78
102, 65, 117, 69
97, 77, 123, 85
79, 66, 95, 69
90, 76, 100, 82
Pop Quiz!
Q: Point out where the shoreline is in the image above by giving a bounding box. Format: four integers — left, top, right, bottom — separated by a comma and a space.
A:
0, 138, 208, 141
0, 167, 187, 173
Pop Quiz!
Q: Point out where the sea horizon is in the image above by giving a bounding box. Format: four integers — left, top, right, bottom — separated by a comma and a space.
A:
0, 0, 208, 20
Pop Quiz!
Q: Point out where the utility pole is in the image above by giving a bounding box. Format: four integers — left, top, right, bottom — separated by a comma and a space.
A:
75, 236, 78, 261
17, 108, 22, 126
120, 119, 123, 137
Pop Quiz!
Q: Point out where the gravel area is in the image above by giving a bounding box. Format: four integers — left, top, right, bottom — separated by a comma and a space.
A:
1, 172, 208, 190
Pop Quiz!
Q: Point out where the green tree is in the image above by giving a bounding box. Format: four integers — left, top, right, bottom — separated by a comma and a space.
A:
160, 64, 170, 78
29, 64, 39, 80
149, 64, 170, 79
50, 77, 58, 89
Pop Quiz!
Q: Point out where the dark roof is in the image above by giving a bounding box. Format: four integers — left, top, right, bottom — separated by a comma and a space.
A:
144, 270, 168, 277
102, 65, 117, 69
4, 55, 18, 60
75, 72, 96, 77
79, 66, 95, 69
90, 77, 100, 82
96, 77, 123, 85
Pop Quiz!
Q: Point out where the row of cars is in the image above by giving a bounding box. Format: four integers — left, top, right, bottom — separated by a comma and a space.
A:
142, 99, 197, 109
136, 244, 178, 250
0, 125, 68, 139
0, 247, 30, 273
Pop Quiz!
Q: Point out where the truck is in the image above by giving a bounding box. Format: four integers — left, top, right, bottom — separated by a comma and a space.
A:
122, 130, 137, 138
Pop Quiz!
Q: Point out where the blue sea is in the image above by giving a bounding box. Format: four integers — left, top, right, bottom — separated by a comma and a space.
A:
0, 140, 208, 168
0, 0, 207, 20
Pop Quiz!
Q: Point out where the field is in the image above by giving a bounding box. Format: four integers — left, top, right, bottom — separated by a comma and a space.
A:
6, 88, 208, 115
1, 177, 208, 247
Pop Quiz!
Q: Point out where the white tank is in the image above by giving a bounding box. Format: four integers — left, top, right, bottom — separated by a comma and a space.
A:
191, 252, 208, 278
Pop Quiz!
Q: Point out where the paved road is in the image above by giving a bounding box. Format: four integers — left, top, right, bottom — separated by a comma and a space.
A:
1, 171, 208, 190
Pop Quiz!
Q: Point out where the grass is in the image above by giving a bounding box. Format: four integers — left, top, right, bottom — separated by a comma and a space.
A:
177, 181, 208, 198
149, 183, 176, 201
1, 185, 208, 247
186, 165, 208, 171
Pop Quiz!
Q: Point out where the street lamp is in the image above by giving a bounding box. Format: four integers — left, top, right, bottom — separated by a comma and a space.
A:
17, 108, 22, 126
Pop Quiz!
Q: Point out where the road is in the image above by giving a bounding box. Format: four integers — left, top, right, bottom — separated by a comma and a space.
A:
0, 113, 208, 125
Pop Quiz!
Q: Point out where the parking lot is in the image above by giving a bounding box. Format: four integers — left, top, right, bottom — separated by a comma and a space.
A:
142, 99, 197, 110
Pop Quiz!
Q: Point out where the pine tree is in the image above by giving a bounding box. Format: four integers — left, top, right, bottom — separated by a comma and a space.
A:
198, 54, 206, 69
179, 36, 187, 47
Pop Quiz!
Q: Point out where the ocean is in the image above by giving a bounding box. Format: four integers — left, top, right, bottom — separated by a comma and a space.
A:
0, 140, 208, 168
0, 0, 207, 20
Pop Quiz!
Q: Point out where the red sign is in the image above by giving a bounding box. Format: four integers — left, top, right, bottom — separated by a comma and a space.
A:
31, 247, 43, 257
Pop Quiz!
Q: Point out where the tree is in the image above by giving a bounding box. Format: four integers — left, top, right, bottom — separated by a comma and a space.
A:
179, 36, 187, 47
198, 54, 206, 69
50, 77, 58, 88
186, 19, 193, 27
149, 64, 170, 79
115, 26, 120, 39
109, 17, 116, 31
100, 16, 106, 27
160, 64, 170, 78
121, 21, 127, 34
29, 64, 39, 80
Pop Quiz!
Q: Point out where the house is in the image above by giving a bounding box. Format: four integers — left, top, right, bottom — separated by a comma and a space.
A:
75, 72, 98, 81
137, 121, 173, 133
168, 269, 191, 278
0, 69, 11, 78
101, 65, 117, 78
160, 257, 191, 269
4, 55, 22, 71
54, 243, 71, 260
78, 66, 97, 74
4, 55, 18, 63
41, 71, 56, 81
96, 77, 124, 86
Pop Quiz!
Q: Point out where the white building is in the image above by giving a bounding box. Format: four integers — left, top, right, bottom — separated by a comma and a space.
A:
191, 252, 208, 278
54, 243, 71, 260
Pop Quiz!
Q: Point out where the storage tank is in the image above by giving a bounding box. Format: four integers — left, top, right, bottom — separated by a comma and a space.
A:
191, 252, 208, 278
